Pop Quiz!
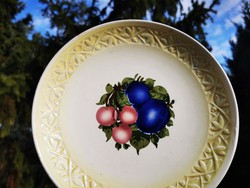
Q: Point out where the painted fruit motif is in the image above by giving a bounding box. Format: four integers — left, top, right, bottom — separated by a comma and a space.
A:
96, 106, 117, 126
112, 123, 132, 144
125, 81, 150, 108
119, 106, 137, 125
96, 74, 175, 154
137, 99, 170, 134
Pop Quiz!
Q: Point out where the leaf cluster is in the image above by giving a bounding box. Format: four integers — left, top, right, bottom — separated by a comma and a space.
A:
96, 82, 130, 110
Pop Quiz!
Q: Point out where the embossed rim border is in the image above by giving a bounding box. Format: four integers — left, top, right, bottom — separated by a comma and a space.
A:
32, 20, 239, 188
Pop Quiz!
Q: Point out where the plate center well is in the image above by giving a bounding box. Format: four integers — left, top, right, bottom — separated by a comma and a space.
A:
60, 44, 209, 187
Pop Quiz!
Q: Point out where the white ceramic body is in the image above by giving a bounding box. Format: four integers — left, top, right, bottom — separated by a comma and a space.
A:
32, 20, 238, 188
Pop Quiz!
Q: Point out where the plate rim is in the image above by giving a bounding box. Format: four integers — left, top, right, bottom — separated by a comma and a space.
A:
32, 19, 239, 188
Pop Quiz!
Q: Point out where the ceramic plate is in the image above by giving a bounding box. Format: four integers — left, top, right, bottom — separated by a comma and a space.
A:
32, 20, 238, 188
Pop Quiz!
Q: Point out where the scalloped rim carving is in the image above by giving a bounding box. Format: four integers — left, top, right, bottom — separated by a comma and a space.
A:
32, 20, 238, 188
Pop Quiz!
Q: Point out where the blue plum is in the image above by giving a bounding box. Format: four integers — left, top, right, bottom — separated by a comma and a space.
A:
125, 81, 150, 108
136, 99, 170, 134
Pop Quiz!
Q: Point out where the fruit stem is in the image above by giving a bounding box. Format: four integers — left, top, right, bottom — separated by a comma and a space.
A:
114, 84, 125, 91
134, 73, 139, 80
105, 92, 113, 106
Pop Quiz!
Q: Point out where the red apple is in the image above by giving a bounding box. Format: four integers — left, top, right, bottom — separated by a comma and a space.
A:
112, 123, 132, 144
119, 106, 137, 125
96, 106, 117, 126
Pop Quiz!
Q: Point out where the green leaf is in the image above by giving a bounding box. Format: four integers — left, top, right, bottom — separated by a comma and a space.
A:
115, 143, 122, 150
150, 85, 170, 102
144, 78, 155, 88
123, 143, 130, 149
169, 108, 175, 119
96, 93, 109, 105
130, 124, 138, 131
105, 84, 114, 93
149, 91, 164, 101
157, 127, 169, 138
122, 77, 134, 86
102, 126, 112, 142
130, 131, 150, 155
152, 85, 168, 95
117, 91, 131, 107
150, 134, 159, 148
167, 119, 173, 127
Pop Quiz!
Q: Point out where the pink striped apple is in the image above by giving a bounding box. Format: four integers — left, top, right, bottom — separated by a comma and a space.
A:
96, 106, 117, 126
112, 123, 132, 144
119, 106, 137, 125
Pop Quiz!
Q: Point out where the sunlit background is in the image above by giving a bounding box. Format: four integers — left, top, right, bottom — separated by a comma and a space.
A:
16, 0, 243, 71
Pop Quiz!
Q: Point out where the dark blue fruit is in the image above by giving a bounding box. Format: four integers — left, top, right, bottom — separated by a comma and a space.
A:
136, 99, 170, 134
125, 81, 150, 108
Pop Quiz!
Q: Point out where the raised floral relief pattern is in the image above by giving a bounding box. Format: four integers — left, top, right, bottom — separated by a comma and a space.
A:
39, 24, 232, 187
